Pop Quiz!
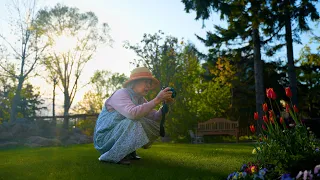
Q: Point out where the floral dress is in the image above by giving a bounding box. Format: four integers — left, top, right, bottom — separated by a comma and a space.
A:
93, 88, 160, 163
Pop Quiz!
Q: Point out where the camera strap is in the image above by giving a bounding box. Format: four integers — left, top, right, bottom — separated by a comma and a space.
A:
160, 103, 169, 137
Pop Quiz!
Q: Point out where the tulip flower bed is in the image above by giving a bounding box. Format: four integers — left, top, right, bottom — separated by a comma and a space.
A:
227, 87, 320, 180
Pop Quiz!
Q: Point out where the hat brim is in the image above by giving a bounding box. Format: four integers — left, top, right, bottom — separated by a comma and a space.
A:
123, 76, 160, 90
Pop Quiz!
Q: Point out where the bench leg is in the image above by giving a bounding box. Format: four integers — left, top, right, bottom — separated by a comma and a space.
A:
236, 133, 239, 143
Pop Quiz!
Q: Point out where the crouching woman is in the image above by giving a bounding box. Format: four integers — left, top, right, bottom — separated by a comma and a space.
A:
93, 67, 173, 165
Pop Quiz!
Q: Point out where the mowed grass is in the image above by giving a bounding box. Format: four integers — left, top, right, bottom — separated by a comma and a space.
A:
0, 143, 255, 180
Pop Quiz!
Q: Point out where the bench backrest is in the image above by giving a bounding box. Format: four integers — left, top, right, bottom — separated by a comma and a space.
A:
188, 130, 195, 138
198, 118, 238, 131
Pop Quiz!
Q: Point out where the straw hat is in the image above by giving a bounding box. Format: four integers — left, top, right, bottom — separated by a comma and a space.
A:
123, 67, 160, 89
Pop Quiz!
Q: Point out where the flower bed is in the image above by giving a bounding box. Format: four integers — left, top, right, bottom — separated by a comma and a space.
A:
227, 87, 320, 180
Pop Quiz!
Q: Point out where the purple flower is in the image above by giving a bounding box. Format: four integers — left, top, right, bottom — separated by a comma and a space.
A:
227, 172, 236, 180
259, 169, 267, 176
315, 165, 320, 174
240, 164, 247, 171
281, 173, 293, 180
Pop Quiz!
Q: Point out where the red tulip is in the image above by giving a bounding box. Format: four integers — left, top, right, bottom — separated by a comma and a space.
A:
254, 112, 259, 120
285, 87, 292, 98
262, 103, 268, 112
262, 124, 267, 130
286, 104, 290, 112
268, 110, 274, 117
280, 117, 284, 124
249, 125, 256, 133
266, 88, 277, 100
263, 115, 268, 123
269, 116, 274, 123
293, 105, 299, 112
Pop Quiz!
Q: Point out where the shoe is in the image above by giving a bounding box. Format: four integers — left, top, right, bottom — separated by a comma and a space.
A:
129, 151, 141, 160
117, 158, 130, 165
142, 142, 153, 149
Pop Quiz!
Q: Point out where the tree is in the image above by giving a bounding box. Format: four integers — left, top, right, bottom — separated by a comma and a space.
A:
124, 30, 185, 88
89, 70, 127, 99
73, 71, 127, 114
166, 44, 231, 140
0, 75, 14, 122
297, 45, 320, 117
202, 52, 257, 128
90, 70, 111, 99
181, 0, 266, 130
126, 31, 230, 140
36, 4, 113, 129
72, 91, 102, 114
0, 79, 46, 122
0, 0, 48, 122
266, 0, 319, 106
18, 83, 46, 117
108, 73, 128, 93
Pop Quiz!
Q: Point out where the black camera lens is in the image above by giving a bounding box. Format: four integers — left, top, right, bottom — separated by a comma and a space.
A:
162, 86, 177, 98
169, 87, 176, 98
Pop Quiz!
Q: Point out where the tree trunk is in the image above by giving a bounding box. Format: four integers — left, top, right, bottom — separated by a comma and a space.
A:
253, 28, 264, 134
9, 76, 24, 122
63, 91, 70, 129
52, 79, 57, 126
285, 0, 298, 106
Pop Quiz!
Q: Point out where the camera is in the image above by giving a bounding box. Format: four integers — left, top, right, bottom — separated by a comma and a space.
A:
162, 86, 176, 98
168, 87, 176, 98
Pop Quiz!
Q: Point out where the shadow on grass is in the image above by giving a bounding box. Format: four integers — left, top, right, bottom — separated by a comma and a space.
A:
97, 155, 228, 180
0, 143, 254, 180
1, 153, 226, 180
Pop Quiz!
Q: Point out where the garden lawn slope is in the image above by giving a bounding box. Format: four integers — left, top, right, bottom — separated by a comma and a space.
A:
0, 143, 254, 180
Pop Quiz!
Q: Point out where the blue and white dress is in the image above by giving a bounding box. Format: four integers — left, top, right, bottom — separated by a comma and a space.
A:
93, 88, 160, 163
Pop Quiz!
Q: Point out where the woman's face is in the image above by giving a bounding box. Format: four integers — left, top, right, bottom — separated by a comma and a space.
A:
132, 79, 152, 96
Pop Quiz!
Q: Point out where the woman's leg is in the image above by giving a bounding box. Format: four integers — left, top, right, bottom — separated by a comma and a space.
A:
98, 119, 149, 163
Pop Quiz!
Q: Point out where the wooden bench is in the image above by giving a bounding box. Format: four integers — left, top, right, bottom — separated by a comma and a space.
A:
197, 118, 239, 143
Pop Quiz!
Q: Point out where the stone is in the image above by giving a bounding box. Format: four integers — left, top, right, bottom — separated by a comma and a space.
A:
64, 138, 79, 145
11, 124, 26, 137
0, 132, 13, 140
0, 125, 5, 133
25, 136, 61, 147
55, 128, 70, 141
0, 119, 93, 148
0, 141, 19, 148
1, 122, 11, 130
15, 118, 33, 124
72, 127, 82, 134
78, 134, 93, 144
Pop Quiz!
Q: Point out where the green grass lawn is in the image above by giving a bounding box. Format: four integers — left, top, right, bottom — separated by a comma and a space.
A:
0, 143, 255, 180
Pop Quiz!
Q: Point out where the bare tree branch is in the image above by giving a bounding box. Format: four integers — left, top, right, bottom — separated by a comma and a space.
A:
0, 61, 18, 79
0, 35, 22, 57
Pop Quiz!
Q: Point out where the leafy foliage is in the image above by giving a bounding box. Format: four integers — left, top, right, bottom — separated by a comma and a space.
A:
0, 78, 46, 123
35, 4, 113, 128
252, 88, 320, 175
73, 71, 127, 114
297, 45, 320, 117
0, 0, 49, 121
126, 31, 231, 140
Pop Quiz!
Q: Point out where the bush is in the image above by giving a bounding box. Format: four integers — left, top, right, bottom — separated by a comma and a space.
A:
76, 118, 96, 136
227, 87, 320, 179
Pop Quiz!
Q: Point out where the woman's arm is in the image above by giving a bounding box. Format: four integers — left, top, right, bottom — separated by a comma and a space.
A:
144, 97, 162, 121
145, 109, 162, 121
107, 89, 158, 120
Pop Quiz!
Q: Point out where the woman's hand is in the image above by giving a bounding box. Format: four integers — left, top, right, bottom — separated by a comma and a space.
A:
165, 97, 175, 104
154, 87, 173, 105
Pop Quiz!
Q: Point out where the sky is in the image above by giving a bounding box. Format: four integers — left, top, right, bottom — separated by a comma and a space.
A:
0, 0, 319, 115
